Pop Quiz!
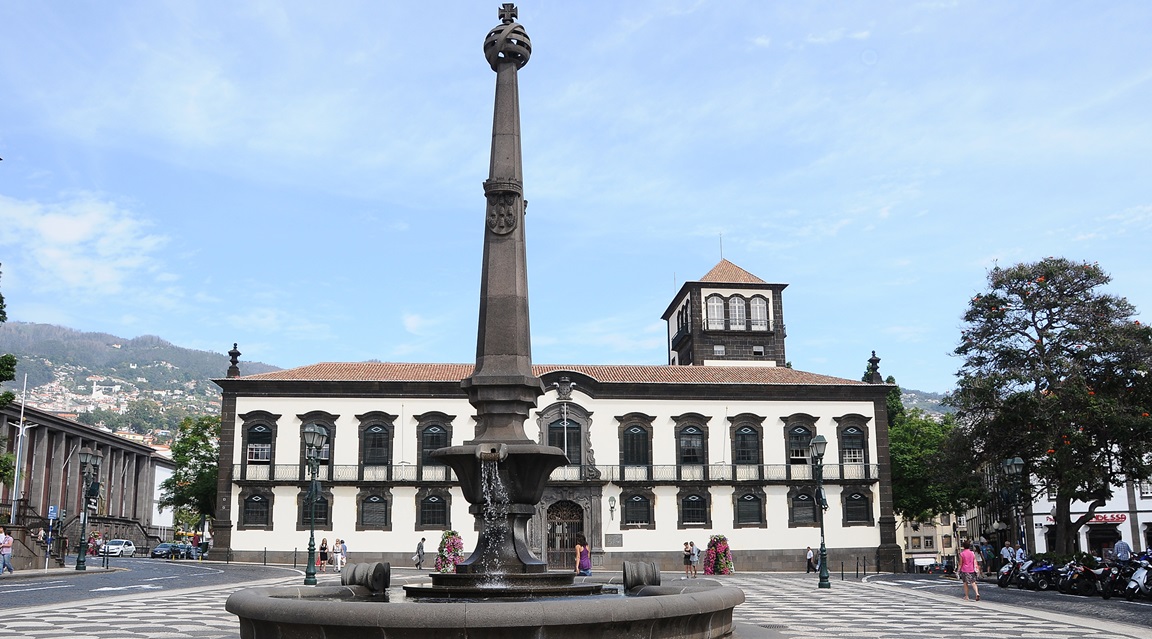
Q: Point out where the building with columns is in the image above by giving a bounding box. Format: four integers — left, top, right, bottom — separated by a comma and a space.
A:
212, 260, 902, 572
1, 402, 172, 567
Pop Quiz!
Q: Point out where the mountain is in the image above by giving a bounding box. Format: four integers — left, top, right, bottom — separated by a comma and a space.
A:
0, 322, 280, 416
901, 387, 952, 416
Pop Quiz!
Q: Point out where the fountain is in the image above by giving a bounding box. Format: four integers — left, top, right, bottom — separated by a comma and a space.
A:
227, 5, 746, 637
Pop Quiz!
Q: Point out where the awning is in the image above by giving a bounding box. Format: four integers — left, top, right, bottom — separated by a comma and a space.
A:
913, 558, 936, 566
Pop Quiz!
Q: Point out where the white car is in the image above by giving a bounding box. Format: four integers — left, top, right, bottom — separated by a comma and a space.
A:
100, 539, 136, 557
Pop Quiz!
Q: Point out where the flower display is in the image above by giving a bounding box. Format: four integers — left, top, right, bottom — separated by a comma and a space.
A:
702, 534, 734, 575
434, 530, 465, 573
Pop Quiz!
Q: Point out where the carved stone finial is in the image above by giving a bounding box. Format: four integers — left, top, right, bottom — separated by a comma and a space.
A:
484, 4, 531, 71
227, 343, 242, 378
867, 350, 882, 384
556, 376, 574, 401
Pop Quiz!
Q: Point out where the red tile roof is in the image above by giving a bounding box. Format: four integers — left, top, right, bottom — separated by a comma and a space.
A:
699, 259, 766, 284
237, 362, 866, 386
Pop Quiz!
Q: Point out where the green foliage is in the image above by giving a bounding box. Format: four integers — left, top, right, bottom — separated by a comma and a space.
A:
158, 415, 221, 519
949, 257, 1152, 554
0, 267, 13, 484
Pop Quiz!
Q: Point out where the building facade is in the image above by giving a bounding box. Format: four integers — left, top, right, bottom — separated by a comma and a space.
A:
212, 261, 902, 572
1, 402, 172, 567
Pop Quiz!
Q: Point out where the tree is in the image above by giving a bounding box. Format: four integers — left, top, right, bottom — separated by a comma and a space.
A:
949, 257, 1152, 554
0, 266, 16, 484
158, 415, 220, 521
876, 374, 983, 521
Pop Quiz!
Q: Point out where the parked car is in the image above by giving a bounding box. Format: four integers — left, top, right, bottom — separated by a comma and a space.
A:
100, 539, 136, 557
151, 542, 178, 559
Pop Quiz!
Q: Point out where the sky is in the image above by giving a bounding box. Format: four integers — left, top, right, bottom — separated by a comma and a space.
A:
1, 1, 1150, 394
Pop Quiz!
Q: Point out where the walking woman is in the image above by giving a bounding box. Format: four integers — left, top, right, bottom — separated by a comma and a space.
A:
574, 534, 592, 576
319, 538, 329, 573
959, 539, 981, 601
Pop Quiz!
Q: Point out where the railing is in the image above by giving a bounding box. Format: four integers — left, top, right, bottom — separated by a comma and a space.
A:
233, 463, 878, 484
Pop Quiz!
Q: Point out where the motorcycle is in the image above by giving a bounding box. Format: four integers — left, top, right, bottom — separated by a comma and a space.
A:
1124, 559, 1152, 601
997, 560, 1020, 588
1022, 559, 1058, 591
1014, 559, 1035, 589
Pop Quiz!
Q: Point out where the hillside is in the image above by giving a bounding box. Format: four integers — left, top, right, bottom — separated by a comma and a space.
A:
0, 322, 280, 416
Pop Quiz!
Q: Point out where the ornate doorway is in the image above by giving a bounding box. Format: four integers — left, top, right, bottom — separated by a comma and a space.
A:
546, 500, 584, 569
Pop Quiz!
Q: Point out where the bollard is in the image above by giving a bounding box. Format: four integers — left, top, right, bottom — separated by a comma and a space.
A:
264, 547, 268, 566
840, 562, 844, 581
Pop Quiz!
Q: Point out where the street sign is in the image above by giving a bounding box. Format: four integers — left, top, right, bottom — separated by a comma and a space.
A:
48, 505, 58, 520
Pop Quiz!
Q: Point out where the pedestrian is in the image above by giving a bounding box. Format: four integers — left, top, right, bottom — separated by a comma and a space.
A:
805, 546, 816, 573
319, 538, 329, 572
1013, 542, 1026, 563
682, 542, 692, 578
574, 534, 592, 576
689, 541, 700, 578
338, 538, 348, 570
1000, 541, 1013, 568
1113, 537, 1133, 565
0, 527, 13, 574
958, 540, 981, 601
415, 537, 426, 570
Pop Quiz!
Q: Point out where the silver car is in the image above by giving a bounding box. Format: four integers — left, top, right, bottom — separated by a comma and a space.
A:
100, 539, 136, 557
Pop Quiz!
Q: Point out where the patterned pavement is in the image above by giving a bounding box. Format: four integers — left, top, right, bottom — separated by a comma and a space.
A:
2, 570, 1148, 638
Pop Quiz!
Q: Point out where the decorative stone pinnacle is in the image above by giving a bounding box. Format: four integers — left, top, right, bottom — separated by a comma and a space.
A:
484, 4, 531, 71
498, 3, 517, 24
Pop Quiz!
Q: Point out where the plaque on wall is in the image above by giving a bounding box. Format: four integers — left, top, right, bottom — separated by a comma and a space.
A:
604, 534, 623, 548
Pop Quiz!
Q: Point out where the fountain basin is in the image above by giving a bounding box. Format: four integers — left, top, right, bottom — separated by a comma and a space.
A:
227, 578, 745, 639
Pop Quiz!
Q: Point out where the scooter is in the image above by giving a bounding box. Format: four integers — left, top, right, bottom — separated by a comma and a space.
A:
1014, 559, 1034, 589
997, 560, 1019, 588
1124, 559, 1152, 601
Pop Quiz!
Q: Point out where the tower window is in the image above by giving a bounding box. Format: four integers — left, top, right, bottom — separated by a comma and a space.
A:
728, 297, 747, 330
752, 345, 765, 356
713, 345, 725, 356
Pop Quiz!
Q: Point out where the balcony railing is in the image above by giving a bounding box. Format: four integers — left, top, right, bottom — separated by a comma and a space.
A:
233, 462, 878, 484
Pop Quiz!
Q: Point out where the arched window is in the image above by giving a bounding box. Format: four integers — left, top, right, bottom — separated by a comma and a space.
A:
680, 493, 708, 526
678, 426, 706, 465
733, 426, 761, 465
299, 487, 330, 528
735, 492, 764, 527
363, 424, 391, 465
419, 494, 448, 528
728, 297, 747, 330
243, 495, 270, 527
622, 494, 653, 528
706, 295, 725, 330
790, 492, 817, 525
421, 425, 448, 466
844, 490, 872, 525
750, 297, 769, 331
246, 425, 273, 464
788, 425, 813, 465
621, 425, 650, 466
841, 426, 865, 464
548, 418, 582, 466
360, 495, 390, 528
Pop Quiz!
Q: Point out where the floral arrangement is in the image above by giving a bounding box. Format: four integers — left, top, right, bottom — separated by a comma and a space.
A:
703, 534, 734, 575
435, 530, 465, 573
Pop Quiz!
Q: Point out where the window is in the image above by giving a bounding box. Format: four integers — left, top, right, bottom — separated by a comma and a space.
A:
1141, 482, 1152, 499
924, 536, 935, 549
752, 345, 765, 356
421, 425, 448, 466
788, 426, 812, 465
301, 490, 330, 527
420, 495, 448, 527
750, 297, 768, 331
735, 493, 764, 527
940, 514, 951, 526
713, 345, 725, 356
621, 425, 650, 466
728, 297, 746, 330
243, 495, 269, 527
791, 492, 816, 525
548, 419, 582, 466
247, 425, 272, 463
678, 426, 705, 465
706, 295, 725, 330
733, 425, 761, 465
844, 491, 872, 525
942, 535, 953, 549
841, 425, 866, 464
360, 495, 389, 527
681, 494, 708, 525
623, 494, 652, 527
363, 425, 391, 465
910, 537, 922, 549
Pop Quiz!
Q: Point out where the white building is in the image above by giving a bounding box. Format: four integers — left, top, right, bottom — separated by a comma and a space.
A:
211, 261, 901, 572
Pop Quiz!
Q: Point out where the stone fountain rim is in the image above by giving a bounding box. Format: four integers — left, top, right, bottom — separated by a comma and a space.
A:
226, 580, 745, 630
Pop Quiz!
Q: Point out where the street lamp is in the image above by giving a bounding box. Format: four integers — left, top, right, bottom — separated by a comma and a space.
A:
1002, 457, 1025, 552
74, 447, 104, 571
302, 423, 329, 586
811, 434, 830, 589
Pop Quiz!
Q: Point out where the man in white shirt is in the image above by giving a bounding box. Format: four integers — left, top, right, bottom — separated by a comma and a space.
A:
1000, 541, 1013, 568
1014, 543, 1027, 563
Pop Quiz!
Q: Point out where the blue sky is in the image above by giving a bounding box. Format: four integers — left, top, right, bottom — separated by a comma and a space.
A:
1, 1, 1149, 394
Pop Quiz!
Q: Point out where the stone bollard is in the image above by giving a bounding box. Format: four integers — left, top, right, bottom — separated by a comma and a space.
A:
341, 562, 391, 594
622, 560, 660, 592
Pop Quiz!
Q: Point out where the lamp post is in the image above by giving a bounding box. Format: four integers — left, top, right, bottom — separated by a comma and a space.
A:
302, 424, 329, 586
74, 447, 103, 571
811, 434, 830, 589
1003, 457, 1025, 553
